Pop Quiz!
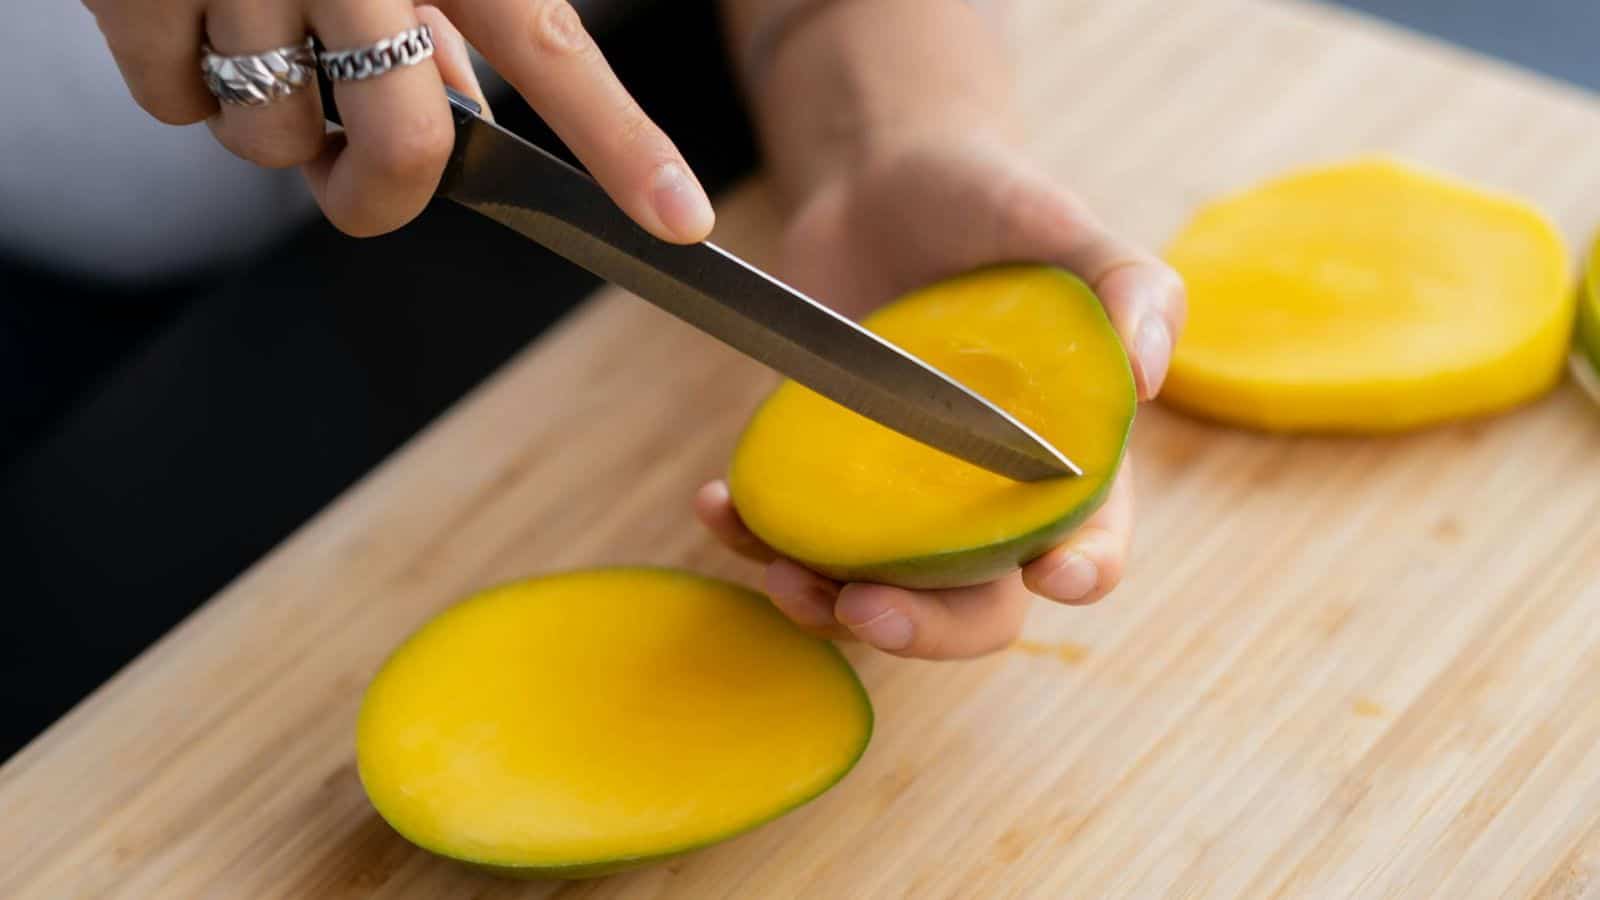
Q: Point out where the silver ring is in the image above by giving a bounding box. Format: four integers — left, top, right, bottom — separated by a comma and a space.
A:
201, 36, 317, 107
318, 25, 435, 83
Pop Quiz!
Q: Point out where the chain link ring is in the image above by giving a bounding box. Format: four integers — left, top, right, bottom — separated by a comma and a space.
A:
317, 25, 435, 83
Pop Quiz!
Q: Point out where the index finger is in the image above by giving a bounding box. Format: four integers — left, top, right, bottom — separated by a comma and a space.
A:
437, 0, 714, 243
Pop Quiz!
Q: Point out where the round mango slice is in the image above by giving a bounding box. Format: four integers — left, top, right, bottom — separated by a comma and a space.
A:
1163, 157, 1573, 432
729, 265, 1136, 589
357, 569, 872, 878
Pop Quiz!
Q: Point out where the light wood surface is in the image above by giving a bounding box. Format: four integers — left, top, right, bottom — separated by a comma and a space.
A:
7, 1, 1600, 897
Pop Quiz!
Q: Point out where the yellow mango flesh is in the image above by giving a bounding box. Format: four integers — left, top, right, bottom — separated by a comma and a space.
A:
1164, 157, 1574, 432
357, 569, 871, 877
730, 265, 1135, 589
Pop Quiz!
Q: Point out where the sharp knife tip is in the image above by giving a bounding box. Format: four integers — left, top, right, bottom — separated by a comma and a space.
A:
1038, 445, 1084, 481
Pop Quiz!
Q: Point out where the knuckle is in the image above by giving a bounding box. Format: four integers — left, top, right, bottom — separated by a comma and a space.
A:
364, 109, 454, 183
526, 0, 592, 57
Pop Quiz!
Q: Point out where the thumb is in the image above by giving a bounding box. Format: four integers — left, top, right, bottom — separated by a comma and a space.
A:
991, 171, 1186, 400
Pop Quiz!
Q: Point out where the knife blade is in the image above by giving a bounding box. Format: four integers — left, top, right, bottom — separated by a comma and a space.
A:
336, 87, 1079, 482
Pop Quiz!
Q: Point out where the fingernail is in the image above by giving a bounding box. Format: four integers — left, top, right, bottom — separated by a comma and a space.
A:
1043, 553, 1098, 603
1135, 313, 1172, 398
455, 38, 488, 108
697, 479, 729, 507
836, 593, 914, 651
853, 610, 914, 650
650, 163, 714, 241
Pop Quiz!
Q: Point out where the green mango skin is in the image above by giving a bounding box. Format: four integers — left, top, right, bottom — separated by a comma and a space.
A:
1576, 237, 1600, 402
1581, 241, 1600, 373
805, 438, 1127, 590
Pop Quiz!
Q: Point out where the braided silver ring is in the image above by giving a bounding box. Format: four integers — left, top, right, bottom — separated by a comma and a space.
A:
201, 36, 317, 107
318, 25, 435, 82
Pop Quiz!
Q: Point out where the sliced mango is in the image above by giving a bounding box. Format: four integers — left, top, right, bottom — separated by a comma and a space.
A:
1164, 157, 1574, 432
729, 265, 1135, 589
357, 568, 872, 878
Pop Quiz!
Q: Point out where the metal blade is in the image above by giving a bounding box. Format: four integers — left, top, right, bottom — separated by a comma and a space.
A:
436, 108, 1079, 482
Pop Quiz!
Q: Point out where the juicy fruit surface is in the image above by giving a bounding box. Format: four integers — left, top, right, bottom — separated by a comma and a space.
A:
357, 569, 872, 874
729, 265, 1135, 588
1164, 157, 1573, 432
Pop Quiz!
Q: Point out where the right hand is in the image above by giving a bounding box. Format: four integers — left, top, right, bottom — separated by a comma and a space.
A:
86, 0, 715, 241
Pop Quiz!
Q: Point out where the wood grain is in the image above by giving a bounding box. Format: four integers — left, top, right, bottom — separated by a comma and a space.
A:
5, 0, 1600, 897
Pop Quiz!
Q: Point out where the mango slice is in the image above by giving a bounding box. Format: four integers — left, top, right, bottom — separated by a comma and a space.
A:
1164, 158, 1574, 432
1576, 234, 1600, 404
356, 569, 872, 878
729, 265, 1136, 589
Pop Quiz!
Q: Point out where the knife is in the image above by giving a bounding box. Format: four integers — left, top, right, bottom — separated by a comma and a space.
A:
323, 85, 1078, 482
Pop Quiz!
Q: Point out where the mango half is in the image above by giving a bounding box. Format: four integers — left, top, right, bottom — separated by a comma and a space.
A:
1163, 157, 1573, 432
729, 265, 1136, 589
356, 569, 872, 878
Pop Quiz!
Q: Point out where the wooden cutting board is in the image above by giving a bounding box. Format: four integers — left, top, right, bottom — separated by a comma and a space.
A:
6, 1, 1600, 897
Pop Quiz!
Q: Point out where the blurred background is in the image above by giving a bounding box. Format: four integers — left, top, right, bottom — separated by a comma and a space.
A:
1, 0, 1596, 759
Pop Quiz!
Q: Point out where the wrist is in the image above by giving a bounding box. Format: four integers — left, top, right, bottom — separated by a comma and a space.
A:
740, 0, 1022, 203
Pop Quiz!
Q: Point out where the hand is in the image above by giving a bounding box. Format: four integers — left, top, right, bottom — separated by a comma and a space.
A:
696, 134, 1185, 660
87, 0, 714, 241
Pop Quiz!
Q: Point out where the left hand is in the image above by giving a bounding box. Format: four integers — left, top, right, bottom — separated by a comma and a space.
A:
695, 133, 1185, 660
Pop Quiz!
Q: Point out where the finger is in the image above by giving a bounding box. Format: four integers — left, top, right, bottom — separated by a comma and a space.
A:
1096, 253, 1186, 401
416, 6, 491, 120
693, 481, 777, 564
834, 579, 1032, 660
1023, 461, 1136, 605
302, 5, 454, 237
87, 0, 216, 124
992, 170, 1187, 400
436, 0, 714, 243
203, 4, 324, 168
764, 560, 852, 640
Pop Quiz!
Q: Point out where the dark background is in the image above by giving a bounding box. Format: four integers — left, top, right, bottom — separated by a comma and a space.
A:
2, 0, 1597, 760
0, 0, 758, 758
